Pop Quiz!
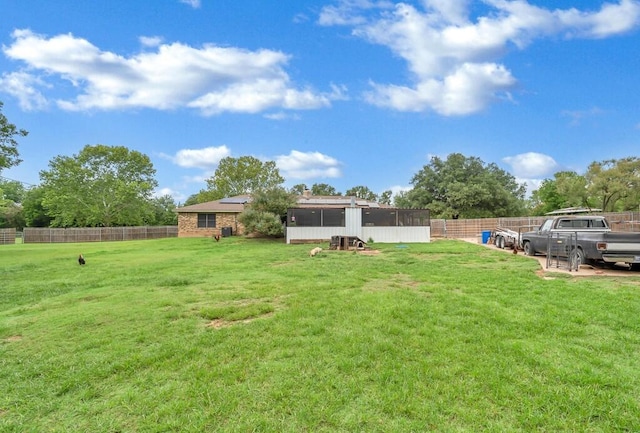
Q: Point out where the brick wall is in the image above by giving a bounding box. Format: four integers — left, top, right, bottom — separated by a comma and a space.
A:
178, 212, 245, 237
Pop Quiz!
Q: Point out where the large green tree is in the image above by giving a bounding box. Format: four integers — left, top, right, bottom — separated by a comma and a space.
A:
585, 157, 640, 212
40, 145, 158, 227
148, 195, 178, 225
311, 183, 340, 196
0, 199, 24, 229
404, 153, 527, 218
555, 171, 589, 208
393, 190, 412, 208
530, 178, 564, 215
378, 190, 393, 205
289, 184, 308, 195
345, 185, 377, 201
530, 171, 588, 215
0, 178, 25, 203
0, 178, 26, 229
205, 156, 284, 200
21, 186, 51, 227
0, 101, 27, 172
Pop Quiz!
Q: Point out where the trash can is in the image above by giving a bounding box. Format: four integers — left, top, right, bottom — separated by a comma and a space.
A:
481, 230, 491, 244
221, 226, 233, 237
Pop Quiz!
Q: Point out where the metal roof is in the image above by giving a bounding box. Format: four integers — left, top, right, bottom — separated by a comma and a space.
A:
545, 207, 603, 215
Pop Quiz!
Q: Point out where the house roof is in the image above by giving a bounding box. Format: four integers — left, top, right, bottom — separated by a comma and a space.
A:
175, 193, 390, 213
294, 195, 391, 208
175, 195, 251, 213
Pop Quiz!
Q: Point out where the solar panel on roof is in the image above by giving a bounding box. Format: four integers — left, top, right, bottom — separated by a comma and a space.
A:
220, 197, 249, 204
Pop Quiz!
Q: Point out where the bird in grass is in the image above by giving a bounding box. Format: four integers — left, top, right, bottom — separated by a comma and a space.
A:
78, 254, 86, 265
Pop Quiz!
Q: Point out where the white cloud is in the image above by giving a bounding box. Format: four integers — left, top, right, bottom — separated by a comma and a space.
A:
502, 152, 559, 178
0, 71, 49, 110
321, 0, 640, 115
387, 184, 412, 196
513, 176, 543, 197
424, 0, 469, 25
139, 36, 163, 47
162, 145, 231, 170
2, 29, 338, 115
557, 0, 640, 38
365, 62, 515, 115
276, 150, 343, 179
155, 187, 177, 197
263, 111, 301, 121
180, 0, 201, 9
154, 186, 190, 203
188, 80, 331, 115
318, 0, 394, 26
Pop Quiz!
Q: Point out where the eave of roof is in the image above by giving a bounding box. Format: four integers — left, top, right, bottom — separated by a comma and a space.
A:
175, 194, 393, 213
295, 195, 391, 208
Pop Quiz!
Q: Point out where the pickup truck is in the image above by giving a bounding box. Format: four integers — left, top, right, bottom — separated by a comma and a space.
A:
520, 215, 640, 270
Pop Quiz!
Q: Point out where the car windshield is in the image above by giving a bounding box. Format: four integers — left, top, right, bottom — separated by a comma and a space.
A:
540, 219, 553, 232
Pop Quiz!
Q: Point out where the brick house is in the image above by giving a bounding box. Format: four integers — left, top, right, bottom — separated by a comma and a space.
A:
175, 195, 249, 238
175, 191, 431, 243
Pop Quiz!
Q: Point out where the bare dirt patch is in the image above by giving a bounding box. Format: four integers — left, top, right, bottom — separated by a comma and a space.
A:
206, 312, 275, 330
357, 249, 381, 255
4, 335, 22, 343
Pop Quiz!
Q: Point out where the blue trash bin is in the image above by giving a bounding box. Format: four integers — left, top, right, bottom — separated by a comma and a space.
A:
482, 230, 491, 244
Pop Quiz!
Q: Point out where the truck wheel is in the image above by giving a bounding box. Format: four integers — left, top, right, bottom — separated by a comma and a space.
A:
496, 236, 504, 249
523, 241, 534, 256
570, 248, 586, 266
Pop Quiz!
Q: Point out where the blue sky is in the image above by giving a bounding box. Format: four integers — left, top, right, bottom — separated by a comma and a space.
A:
1, 0, 639, 203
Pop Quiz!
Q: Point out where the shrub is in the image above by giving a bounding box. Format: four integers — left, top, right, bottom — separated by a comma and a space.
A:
238, 209, 284, 237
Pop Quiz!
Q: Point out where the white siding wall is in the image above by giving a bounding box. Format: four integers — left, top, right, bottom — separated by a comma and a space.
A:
286, 225, 431, 244
362, 226, 431, 243
345, 207, 362, 238
286, 227, 347, 244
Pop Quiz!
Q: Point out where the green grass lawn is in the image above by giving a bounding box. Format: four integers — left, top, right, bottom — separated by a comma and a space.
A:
2, 237, 640, 432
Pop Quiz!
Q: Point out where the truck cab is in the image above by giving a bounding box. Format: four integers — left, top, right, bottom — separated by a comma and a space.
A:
522, 216, 610, 258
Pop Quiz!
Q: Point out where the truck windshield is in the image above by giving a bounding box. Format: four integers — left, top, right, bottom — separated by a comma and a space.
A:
540, 219, 553, 232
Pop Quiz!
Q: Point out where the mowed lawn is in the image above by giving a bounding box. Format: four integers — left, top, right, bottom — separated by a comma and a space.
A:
2, 237, 640, 432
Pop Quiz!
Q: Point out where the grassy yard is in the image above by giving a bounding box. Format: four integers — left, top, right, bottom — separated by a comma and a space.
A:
1, 237, 640, 432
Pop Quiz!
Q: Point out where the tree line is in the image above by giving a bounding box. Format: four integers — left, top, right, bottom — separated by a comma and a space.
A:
1, 100, 638, 231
